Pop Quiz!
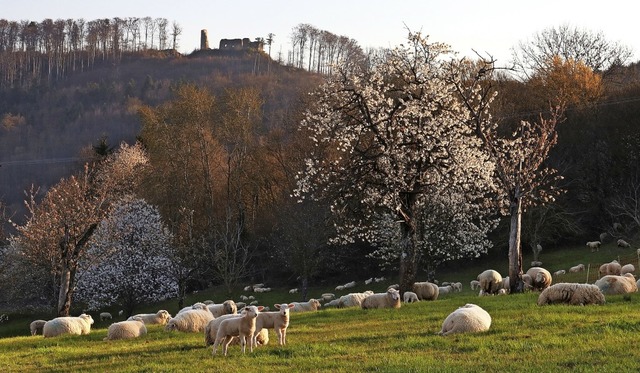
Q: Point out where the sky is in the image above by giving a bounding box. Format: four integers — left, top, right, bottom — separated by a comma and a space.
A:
4, 1, 640, 66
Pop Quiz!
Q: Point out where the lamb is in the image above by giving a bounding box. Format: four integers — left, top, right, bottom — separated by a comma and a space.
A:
553, 270, 566, 276
42, 314, 94, 338
438, 285, 454, 295
290, 299, 321, 312
599, 260, 622, 276
621, 264, 636, 275
595, 273, 638, 295
99, 312, 112, 321
469, 280, 480, 291
253, 303, 295, 346
537, 283, 605, 306
617, 239, 631, 248
412, 282, 439, 301
103, 317, 147, 341
337, 291, 374, 308
437, 304, 491, 336
361, 288, 401, 309
586, 241, 601, 252
288, 288, 298, 294
212, 305, 263, 356
165, 309, 214, 333
451, 282, 462, 292
569, 264, 585, 273
403, 291, 419, 303
128, 310, 171, 325
524, 267, 552, 292
30, 320, 47, 336
207, 300, 238, 318
205, 314, 243, 347
477, 269, 503, 295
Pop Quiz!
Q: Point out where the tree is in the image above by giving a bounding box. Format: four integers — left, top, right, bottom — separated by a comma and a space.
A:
171, 21, 182, 50
76, 198, 177, 316
295, 32, 496, 293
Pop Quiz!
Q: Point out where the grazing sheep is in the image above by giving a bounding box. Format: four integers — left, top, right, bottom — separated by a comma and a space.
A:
337, 291, 374, 308
165, 309, 214, 333
437, 304, 491, 336
99, 312, 112, 321
617, 239, 631, 248
253, 303, 295, 346
128, 310, 171, 325
290, 299, 321, 312
469, 280, 480, 291
599, 260, 622, 276
537, 283, 606, 306
621, 264, 636, 275
118, 310, 124, 316
412, 282, 439, 301
477, 270, 503, 295
595, 274, 638, 295
569, 264, 585, 273
43, 314, 94, 338
212, 305, 263, 356
438, 285, 454, 295
104, 318, 147, 341
208, 300, 237, 318
288, 288, 298, 294
243, 285, 252, 292
403, 291, 419, 303
586, 241, 601, 252
30, 320, 47, 336
501, 276, 510, 291
361, 288, 401, 309
524, 267, 552, 292
553, 270, 566, 276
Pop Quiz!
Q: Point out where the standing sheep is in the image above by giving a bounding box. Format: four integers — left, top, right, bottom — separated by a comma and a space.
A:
30, 320, 47, 336
477, 270, 503, 295
524, 267, 552, 292
104, 318, 147, 341
412, 282, 439, 301
595, 274, 638, 295
537, 283, 605, 306
586, 241, 601, 252
469, 280, 480, 291
290, 299, 321, 312
43, 314, 94, 338
361, 288, 401, 309
128, 310, 172, 325
621, 264, 636, 275
205, 314, 243, 346
165, 309, 214, 333
403, 291, 419, 303
207, 300, 237, 318
437, 304, 491, 336
212, 305, 263, 356
253, 303, 295, 346
569, 264, 585, 273
99, 312, 112, 321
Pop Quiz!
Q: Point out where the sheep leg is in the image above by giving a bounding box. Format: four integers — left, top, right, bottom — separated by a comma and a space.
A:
223, 336, 233, 356
212, 338, 221, 356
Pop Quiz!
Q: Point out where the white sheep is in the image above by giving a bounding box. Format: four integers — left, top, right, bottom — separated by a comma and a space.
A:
621, 264, 636, 275
530, 260, 543, 267
104, 318, 147, 341
501, 276, 510, 291
595, 273, 638, 295
437, 304, 491, 336
99, 312, 112, 321
569, 264, 585, 273
212, 305, 263, 356
288, 288, 298, 294
323, 299, 341, 307
477, 269, 503, 295
524, 267, 552, 292
205, 314, 244, 347
374, 277, 385, 283
403, 291, 419, 303
207, 300, 237, 318
335, 285, 345, 291
252, 283, 265, 289
537, 283, 605, 306
617, 239, 631, 248
128, 310, 171, 325
553, 270, 566, 276
586, 241, 601, 252
412, 282, 439, 301
469, 280, 480, 291
178, 302, 208, 314
243, 285, 252, 292
321, 293, 335, 301
253, 303, 295, 346
165, 309, 214, 333
43, 314, 94, 338
30, 319, 47, 336
337, 291, 374, 308
240, 295, 249, 301
343, 281, 356, 289
361, 288, 401, 309
451, 282, 462, 292
599, 260, 622, 276
365, 278, 373, 285
290, 299, 321, 312
438, 285, 454, 295
254, 287, 272, 293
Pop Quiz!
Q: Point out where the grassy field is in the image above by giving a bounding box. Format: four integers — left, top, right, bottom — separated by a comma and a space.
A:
2, 242, 640, 372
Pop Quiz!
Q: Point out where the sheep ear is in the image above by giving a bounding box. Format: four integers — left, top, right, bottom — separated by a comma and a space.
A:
257, 306, 264, 311
274, 304, 280, 308
288, 304, 295, 309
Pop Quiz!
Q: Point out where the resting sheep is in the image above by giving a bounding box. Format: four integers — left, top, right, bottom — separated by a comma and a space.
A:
617, 239, 631, 248
537, 283, 605, 306
43, 314, 94, 338
412, 282, 439, 301
477, 270, 503, 295
524, 267, 552, 292
178, 302, 208, 314
212, 305, 263, 356
361, 288, 401, 309
621, 264, 636, 275
595, 274, 638, 295
290, 299, 321, 312
337, 291, 374, 308
599, 260, 622, 276
323, 299, 341, 307
30, 320, 47, 336
437, 304, 491, 336
99, 312, 112, 321
586, 241, 601, 252
128, 310, 171, 325
569, 264, 585, 273
321, 293, 335, 301
104, 317, 147, 341
207, 300, 237, 318
403, 291, 419, 303
553, 270, 566, 276
165, 309, 214, 333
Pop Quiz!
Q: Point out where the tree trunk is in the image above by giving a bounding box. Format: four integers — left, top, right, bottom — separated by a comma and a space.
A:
398, 192, 419, 295
508, 195, 525, 294
57, 265, 72, 316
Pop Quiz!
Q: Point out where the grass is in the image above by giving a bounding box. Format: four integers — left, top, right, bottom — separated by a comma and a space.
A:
2, 241, 640, 372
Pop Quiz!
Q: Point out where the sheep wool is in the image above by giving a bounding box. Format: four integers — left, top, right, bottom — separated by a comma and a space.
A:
621, 264, 635, 275
403, 291, 419, 303
595, 274, 638, 295
104, 319, 147, 341
290, 299, 321, 312
537, 283, 605, 306
207, 300, 237, 318
477, 270, 503, 295
412, 282, 439, 301
128, 310, 172, 325
165, 309, 214, 333
361, 288, 401, 309
99, 312, 112, 321
205, 314, 243, 346
599, 261, 622, 276
30, 320, 47, 336
43, 314, 94, 338
438, 304, 491, 336
524, 267, 552, 292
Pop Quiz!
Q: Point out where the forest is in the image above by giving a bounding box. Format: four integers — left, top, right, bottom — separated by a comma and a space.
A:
1, 19, 640, 316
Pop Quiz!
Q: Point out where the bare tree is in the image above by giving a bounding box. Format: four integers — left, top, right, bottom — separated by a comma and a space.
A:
171, 21, 182, 51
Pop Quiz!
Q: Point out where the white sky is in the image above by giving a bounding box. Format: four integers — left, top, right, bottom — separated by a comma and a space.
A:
4, 0, 640, 66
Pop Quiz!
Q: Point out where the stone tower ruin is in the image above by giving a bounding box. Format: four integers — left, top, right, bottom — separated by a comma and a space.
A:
201, 29, 209, 50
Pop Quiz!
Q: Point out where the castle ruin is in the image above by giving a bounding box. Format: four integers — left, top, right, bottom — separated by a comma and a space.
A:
219, 38, 263, 51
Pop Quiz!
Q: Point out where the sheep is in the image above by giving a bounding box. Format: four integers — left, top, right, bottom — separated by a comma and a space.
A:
118, 310, 124, 316
30, 319, 47, 336
365, 278, 373, 285
335, 285, 345, 291
290, 299, 321, 312
530, 261, 543, 267
104, 317, 147, 341
524, 267, 552, 292
553, 270, 566, 276
212, 305, 263, 356
599, 232, 608, 243
595, 273, 638, 295
374, 277, 386, 283
361, 288, 401, 309
501, 276, 510, 291
178, 302, 208, 314
252, 283, 265, 289
337, 291, 374, 308
438, 285, 454, 295
451, 282, 462, 292
243, 285, 252, 292
240, 295, 249, 301
165, 309, 214, 333
412, 282, 439, 301
323, 299, 341, 307
387, 284, 400, 291
99, 312, 112, 321
569, 264, 585, 273
253, 303, 295, 346
477, 270, 503, 295
207, 300, 237, 318
586, 241, 601, 252
617, 239, 631, 248
537, 283, 606, 306
343, 281, 356, 289
437, 304, 491, 336
254, 287, 272, 293
469, 280, 480, 291
43, 314, 94, 338
288, 288, 298, 294
205, 314, 243, 347
622, 264, 636, 275
599, 260, 622, 276
128, 310, 171, 325
321, 293, 335, 301
403, 291, 419, 303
